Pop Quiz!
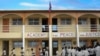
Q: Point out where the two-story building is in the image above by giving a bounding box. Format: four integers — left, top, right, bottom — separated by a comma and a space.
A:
0, 10, 100, 56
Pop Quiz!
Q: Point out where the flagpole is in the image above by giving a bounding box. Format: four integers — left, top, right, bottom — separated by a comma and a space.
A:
48, 2, 52, 56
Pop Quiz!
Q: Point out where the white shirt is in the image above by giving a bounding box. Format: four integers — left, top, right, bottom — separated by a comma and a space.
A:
56, 50, 60, 56
45, 50, 48, 56
67, 49, 71, 56
76, 51, 84, 56
71, 49, 76, 56
95, 46, 100, 56
83, 50, 89, 56
3, 50, 6, 55
40, 50, 43, 56
61, 49, 65, 56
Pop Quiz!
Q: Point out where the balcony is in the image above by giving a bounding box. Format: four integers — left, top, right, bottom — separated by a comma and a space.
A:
0, 25, 22, 38
79, 24, 100, 37
0, 25, 99, 38
25, 25, 76, 38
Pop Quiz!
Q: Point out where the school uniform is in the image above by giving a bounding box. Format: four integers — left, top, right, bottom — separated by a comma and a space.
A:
88, 48, 95, 56
76, 51, 84, 56
83, 49, 89, 56
2, 50, 6, 56
61, 49, 65, 56
71, 49, 76, 56
56, 50, 60, 56
11, 50, 16, 56
40, 50, 43, 56
94, 46, 100, 56
67, 48, 71, 56
45, 50, 48, 56
21, 50, 24, 56
32, 51, 35, 56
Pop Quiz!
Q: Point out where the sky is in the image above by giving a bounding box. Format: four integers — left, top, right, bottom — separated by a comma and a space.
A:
0, 0, 100, 10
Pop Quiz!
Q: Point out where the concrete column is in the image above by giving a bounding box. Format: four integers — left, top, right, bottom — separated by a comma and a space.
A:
49, 25, 52, 56
22, 25, 25, 52
58, 40, 61, 53
0, 40, 2, 56
76, 24, 80, 47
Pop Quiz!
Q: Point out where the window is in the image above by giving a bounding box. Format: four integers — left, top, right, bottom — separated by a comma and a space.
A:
80, 40, 87, 47
62, 40, 72, 47
28, 18, 39, 25
53, 41, 58, 48
12, 18, 22, 25
28, 41, 37, 47
99, 19, 100, 24
61, 18, 71, 25
78, 18, 87, 25
42, 42, 45, 48
52, 25, 58, 32
13, 41, 22, 47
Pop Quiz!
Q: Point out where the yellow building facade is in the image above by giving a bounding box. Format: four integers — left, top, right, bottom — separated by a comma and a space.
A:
0, 10, 100, 56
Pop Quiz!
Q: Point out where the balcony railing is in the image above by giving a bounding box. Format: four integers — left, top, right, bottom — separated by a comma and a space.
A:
0, 25, 22, 32
0, 25, 100, 38
0, 25, 99, 32
79, 24, 100, 32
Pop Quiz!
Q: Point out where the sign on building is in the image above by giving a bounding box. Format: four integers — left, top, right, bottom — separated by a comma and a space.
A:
53, 32, 75, 37
80, 32, 100, 37
27, 32, 75, 38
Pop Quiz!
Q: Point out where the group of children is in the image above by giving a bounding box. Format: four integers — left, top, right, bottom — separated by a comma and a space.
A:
2, 42, 100, 56
57, 42, 100, 56
2, 47, 24, 56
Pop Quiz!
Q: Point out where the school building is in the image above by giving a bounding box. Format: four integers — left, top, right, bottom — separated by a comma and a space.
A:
0, 10, 100, 56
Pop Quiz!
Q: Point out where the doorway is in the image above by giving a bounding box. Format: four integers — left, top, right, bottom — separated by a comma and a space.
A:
42, 40, 49, 48
53, 41, 58, 55
90, 18, 97, 32
42, 18, 48, 32
52, 18, 58, 32
3, 18, 9, 32
3, 41, 9, 56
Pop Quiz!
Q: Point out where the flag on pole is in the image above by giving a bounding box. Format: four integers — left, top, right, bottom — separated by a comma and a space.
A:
49, 1, 52, 12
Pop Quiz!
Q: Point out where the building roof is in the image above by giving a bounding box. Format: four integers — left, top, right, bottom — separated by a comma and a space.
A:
0, 10, 100, 13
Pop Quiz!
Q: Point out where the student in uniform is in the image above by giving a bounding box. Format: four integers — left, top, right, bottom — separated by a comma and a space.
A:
21, 47, 24, 56
67, 47, 71, 56
61, 47, 65, 56
42, 48, 45, 56
2, 48, 6, 56
31, 48, 35, 56
10, 48, 16, 56
83, 47, 89, 56
65, 46, 68, 56
45, 49, 48, 56
88, 46, 95, 56
56, 49, 59, 56
94, 44, 100, 56
76, 47, 84, 56
39, 48, 43, 56
71, 47, 76, 56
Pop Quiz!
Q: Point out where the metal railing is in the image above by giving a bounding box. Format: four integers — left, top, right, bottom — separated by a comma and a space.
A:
0, 25, 99, 32
78, 24, 100, 32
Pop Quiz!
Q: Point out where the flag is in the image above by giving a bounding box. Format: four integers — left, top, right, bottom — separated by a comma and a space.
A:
49, 1, 52, 12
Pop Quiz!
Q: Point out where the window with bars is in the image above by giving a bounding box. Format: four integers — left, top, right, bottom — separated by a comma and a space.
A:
12, 18, 22, 25
53, 41, 58, 48
78, 18, 87, 25
28, 41, 37, 47
28, 18, 39, 25
61, 18, 71, 25
80, 40, 87, 47
13, 41, 22, 47
62, 40, 72, 47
